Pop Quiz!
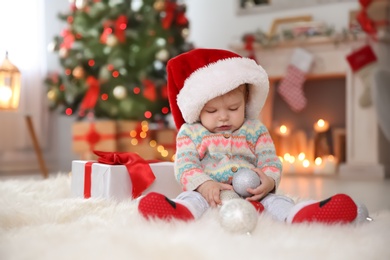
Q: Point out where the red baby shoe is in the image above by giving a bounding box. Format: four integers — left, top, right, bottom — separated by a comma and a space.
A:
290, 194, 357, 224
138, 192, 194, 221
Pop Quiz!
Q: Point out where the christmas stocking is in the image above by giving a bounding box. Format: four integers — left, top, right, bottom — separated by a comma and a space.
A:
277, 48, 314, 112
346, 45, 377, 108
373, 69, 390, 141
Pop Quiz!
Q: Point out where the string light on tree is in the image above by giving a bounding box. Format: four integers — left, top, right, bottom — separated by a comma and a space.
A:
72, 66, 85, 79
154, 0, 165, 11
126, 121, 175, 161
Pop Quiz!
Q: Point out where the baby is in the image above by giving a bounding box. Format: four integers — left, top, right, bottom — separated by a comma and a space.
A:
138, 48, 367, 224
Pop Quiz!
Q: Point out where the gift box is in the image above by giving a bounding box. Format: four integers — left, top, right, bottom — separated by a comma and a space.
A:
71, 160, 182, 201
116, 120, 157, 160
72, 120, 117, 157
155, 128, 177, 161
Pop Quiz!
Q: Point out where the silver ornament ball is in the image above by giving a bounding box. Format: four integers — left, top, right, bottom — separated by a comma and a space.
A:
232, 169, 261, 198
219, 199, 258, 234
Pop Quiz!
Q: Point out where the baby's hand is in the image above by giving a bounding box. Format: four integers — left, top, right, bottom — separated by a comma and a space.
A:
196, 181, 233, 207
246, 168, 275, 201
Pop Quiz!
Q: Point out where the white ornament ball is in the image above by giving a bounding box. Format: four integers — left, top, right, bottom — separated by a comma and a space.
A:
59, 48, 69, 58
75, 0, 88, 9
155, 49, 169, 62
232, 169, 261, 198
219, 199, 258, 234
47, 41, 56, 52
113, 85, 127, 100
181, 28, 190, 39
106, 34, 118, 47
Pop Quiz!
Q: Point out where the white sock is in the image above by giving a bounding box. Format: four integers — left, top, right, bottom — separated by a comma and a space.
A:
174, 191, 209, 219
261, 194, 296, 222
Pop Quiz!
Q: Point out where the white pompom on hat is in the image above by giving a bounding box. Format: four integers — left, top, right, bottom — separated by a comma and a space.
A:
167, 48, 269, 129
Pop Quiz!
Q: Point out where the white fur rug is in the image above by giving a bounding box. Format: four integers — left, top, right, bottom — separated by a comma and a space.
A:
1, 174, 389, 260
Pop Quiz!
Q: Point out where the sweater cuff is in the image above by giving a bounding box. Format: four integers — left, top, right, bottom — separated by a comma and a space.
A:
262, 166, 281, 192
185, 174, 213, 191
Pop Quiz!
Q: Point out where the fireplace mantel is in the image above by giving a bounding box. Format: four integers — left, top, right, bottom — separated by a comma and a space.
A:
230, 36, 385, 179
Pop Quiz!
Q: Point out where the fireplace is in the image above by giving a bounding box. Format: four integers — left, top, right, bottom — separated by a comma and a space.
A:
270, 78, 346, 175
230, 36, 385, 179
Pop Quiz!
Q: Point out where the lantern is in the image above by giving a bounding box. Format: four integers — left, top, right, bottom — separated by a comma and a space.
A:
0, 52, 48, 178
0, 52, 21, 110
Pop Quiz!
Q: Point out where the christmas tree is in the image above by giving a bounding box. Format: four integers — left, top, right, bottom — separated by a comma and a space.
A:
46, 0, 192, 121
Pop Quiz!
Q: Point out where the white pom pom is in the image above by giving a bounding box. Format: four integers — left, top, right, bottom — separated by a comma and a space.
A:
354, 201, 372, 223
232, 169, 261, 198
219, 199, 258, 234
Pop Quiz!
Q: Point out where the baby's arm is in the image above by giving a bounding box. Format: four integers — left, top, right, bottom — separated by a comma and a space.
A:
174, 124, 213, 191
247, 122, 282, 200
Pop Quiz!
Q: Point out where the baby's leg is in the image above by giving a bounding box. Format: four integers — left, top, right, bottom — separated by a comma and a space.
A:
261, 194, 295, 222
176, 191, 209, 219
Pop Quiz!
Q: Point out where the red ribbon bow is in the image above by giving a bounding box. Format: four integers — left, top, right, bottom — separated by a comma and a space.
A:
60, 29, 75, 49
357, 10, 377, 37
162, 1, 188, 29
93, 150, 156, 198
114, 15, 127, 43
79, 76, 100, 116
100, 15, 127, 44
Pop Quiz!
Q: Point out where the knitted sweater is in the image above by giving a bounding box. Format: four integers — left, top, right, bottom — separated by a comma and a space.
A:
175, 119, 282, 191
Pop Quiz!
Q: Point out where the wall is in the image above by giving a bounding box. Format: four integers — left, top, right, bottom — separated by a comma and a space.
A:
44, 0, 360, 172
185, 0, 358, 49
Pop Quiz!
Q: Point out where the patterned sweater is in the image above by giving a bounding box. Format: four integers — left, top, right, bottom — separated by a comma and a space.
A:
175, 119, 282, 191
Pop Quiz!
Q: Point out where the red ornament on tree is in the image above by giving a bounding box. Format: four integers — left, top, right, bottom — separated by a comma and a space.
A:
60, 29, 75, 49
143, 79, 157, 102
79, 76, 101, 116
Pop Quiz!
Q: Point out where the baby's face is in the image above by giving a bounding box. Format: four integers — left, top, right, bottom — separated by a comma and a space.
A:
199, 87, 246, 133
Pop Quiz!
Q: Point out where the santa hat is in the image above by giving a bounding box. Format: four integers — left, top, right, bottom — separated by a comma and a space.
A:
167, 48, 269, 129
